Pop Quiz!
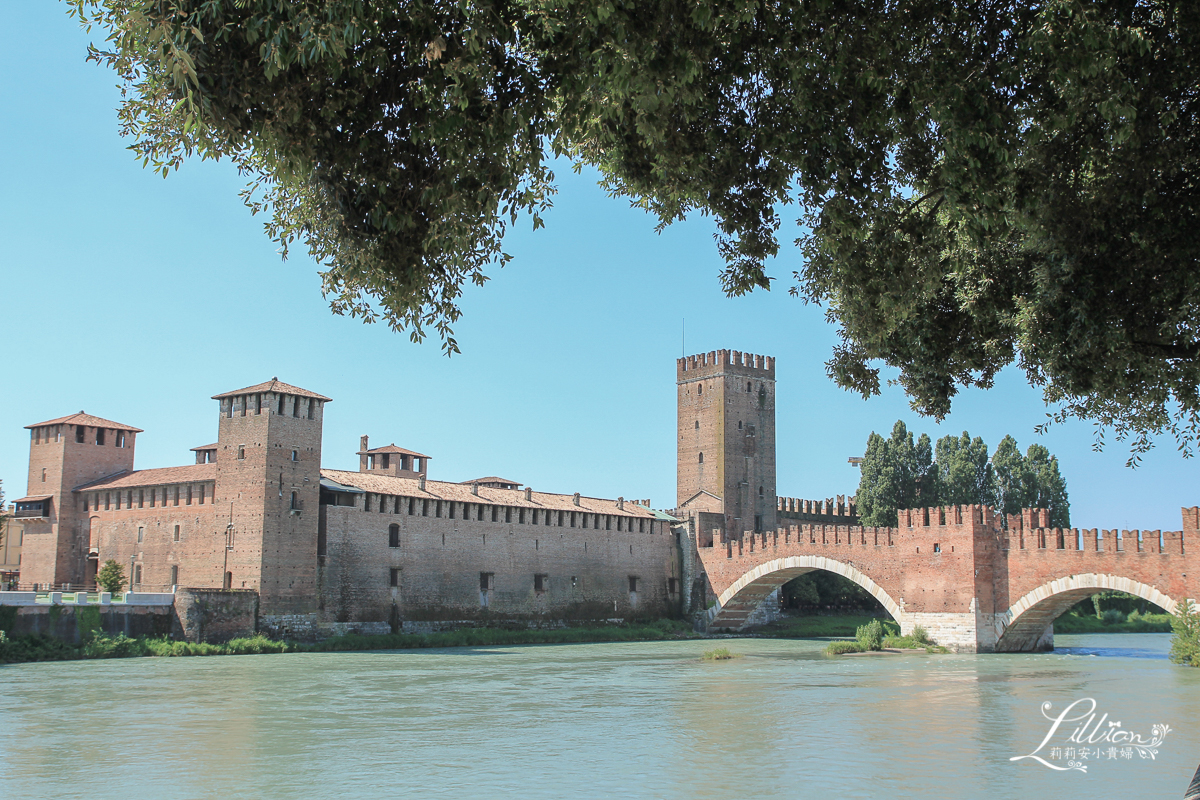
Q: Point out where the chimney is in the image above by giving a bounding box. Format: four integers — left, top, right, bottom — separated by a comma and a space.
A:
471, 483, 479, 496
359, 435, 369, 472
419, 476, 426, 492
573, 493, 581, 506
524, 487, 532, 501
617, 497, 625, 510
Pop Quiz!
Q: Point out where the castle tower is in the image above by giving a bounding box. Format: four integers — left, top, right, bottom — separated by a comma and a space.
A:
677, 350, 776, 539
16, 413, 141, 587
212, 378, 330, 614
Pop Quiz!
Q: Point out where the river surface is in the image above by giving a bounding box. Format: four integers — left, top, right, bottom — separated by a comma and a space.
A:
2, 633, 1197, 799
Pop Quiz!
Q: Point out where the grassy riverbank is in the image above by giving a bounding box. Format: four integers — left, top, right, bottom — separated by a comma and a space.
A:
1051, 610, 1172, 633
0, 619, 698, 665
753, 615, 897, 639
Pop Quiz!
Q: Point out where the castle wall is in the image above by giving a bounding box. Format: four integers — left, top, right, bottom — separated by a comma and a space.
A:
318, 497, 681, 627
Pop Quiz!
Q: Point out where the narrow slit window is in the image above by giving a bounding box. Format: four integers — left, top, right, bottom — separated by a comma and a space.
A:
389, 524, 401, 547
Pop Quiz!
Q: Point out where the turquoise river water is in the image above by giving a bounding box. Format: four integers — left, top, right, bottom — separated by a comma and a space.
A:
1, 633, 1197, 799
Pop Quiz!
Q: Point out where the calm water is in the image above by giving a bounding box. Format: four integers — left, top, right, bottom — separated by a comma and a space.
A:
2, 633, 1197, 799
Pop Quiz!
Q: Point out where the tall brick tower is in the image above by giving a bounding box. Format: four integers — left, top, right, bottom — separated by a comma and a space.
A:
677, 350, 776, 540
17, 413, 141, 587
212, 379, 330, 614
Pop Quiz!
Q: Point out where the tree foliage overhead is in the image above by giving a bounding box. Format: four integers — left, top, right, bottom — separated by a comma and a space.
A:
856, 422, 1069, 527
69, 0, 1200, 453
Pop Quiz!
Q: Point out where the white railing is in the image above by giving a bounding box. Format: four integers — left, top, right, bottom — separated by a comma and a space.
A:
0, 590, 176, 606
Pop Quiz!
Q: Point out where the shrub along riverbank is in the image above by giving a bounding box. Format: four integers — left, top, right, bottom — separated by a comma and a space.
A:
0, 619, 697, 665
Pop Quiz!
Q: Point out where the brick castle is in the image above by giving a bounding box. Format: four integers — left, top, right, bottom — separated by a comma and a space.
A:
10, 354, 1199, 650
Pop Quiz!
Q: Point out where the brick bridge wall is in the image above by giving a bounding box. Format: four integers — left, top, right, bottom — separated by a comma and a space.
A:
692, 506, 1200, 652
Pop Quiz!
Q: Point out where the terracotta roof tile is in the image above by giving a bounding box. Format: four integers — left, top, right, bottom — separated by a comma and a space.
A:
26, 412, 143, 432
320, 469, 655, 518
190, 443, 218, 452
212, 378, 331, 402
462, 476, 521, 486
357, 444, 431, 458
75, 464, 217, 491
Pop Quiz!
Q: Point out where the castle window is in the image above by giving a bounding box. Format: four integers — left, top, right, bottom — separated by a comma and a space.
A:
240, 395, 247, 416
570, 512, 576, 528
199, 485, 205, 504
695, 420, 699, 429
41, 468, 46, 483
668, 577, 678, 595
698, 452, 704, 463
33, 428, 40, 444
95, 428, 105, 446
278, 395, 285, 415
173, 487, 180, 506
116, 431, 126, 447
477, 504, 485, 521
170, 565, 178, 586
639, 519, 645, 533
480, 572, 493, 591
606, 515, 611, 530
380, 494, 388, 514
290, 492, 299, 510
138, 490, 144, 508
173, 525, 180, 542
534, 574, 547, 594
422, 499, 429, 517
759, 486, 763, 497
558, 511, 564, 527
505, 506, 512, 523
76, 425, 86, 443
292, 450, 299, 461
517, 508, 525, 524
407, 497, 415, 515
255, 393, 263, 415
628, 576, 638, 593
390, 568, 401, 587
738, 420, 742, 430
237, 445, 245, 460
137, 526, 144, 543
186, 485, 193, 505
389, 524, 401, 547
747, 381, 752, 392
308, 400, 315, 420
293, 397, 300, 418
697, 384, 702, 395
754, 515, 763, 532
224, 572, 232, 589
134, 564, 142, 586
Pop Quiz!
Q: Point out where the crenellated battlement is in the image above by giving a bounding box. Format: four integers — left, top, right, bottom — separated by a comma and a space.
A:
777, 494, 857, 520
677, 350, 775, 381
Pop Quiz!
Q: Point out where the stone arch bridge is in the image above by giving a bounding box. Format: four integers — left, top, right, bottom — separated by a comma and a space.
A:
684, 506, 1200, 652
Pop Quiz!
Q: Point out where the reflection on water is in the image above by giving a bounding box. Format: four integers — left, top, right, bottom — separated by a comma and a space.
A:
1, 634, 1197, 800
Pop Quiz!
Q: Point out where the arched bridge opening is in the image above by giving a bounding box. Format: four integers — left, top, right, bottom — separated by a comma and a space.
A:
707, 556, 903, 631
995, 574, 1179, 652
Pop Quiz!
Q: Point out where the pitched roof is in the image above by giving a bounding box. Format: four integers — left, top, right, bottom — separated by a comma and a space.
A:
320, 469, 656, 518
462, 476, 520, 486
75, 464, 217, 491
357, 444, 431, 458
190, 443, 218, 452
25, 412, 143, 432
212, 378, 332, 402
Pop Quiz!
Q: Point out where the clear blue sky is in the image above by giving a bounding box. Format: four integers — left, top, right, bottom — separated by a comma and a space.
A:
3, 4, 1197, 531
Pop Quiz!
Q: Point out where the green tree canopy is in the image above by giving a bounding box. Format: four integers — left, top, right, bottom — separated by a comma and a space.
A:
856, 422, 1069, 527
69, 0, 1200, 453
97, 560, 128, 595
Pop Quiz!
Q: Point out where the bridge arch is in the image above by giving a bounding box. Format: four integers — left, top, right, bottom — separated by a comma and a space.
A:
995, 573, 1178, 652
707, 555, 903, 630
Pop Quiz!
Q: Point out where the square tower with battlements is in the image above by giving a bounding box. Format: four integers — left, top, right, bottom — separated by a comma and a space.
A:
212, 378, 329, 614
676, 350, 777, 542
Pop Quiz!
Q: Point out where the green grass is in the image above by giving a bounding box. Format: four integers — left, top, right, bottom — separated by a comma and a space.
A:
701, 647, 743, 661
0, 619, 697, 664
1052, 611, 1172, 634
755, 614, 899, 639
824, 640, 867, 655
